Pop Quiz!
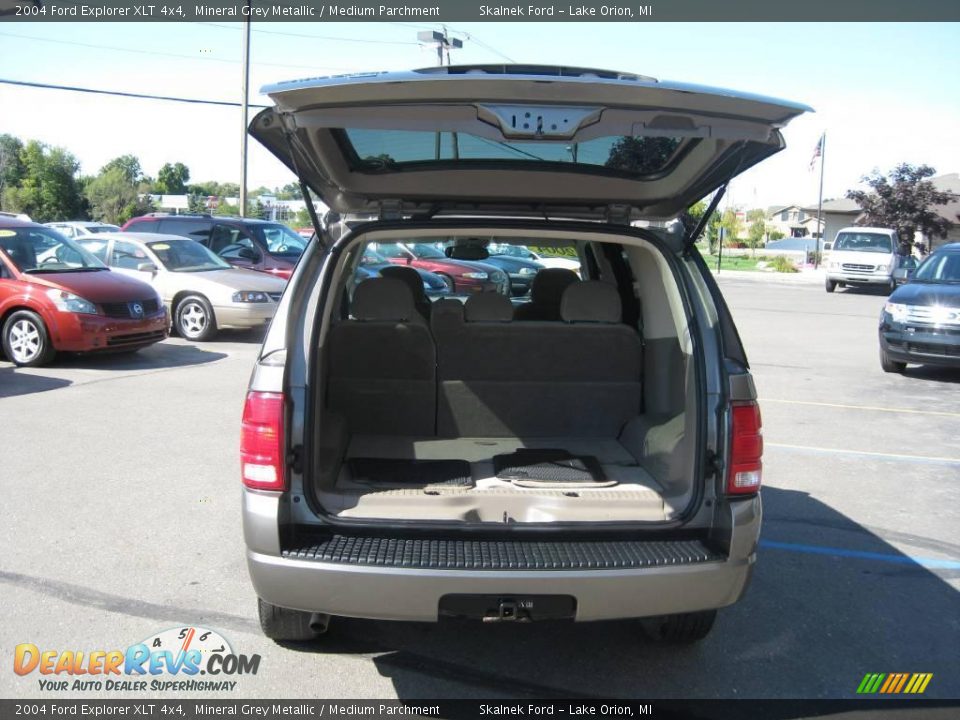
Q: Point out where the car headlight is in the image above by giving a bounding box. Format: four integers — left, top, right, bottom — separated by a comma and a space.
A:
462, 272, 488, 280
517, 267, 537, 276
232, 291, 270, 303
884, 302, 909, 323
45, 289, 97, 314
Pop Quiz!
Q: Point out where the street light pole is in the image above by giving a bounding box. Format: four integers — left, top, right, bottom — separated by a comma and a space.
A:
239, 1, 251, 218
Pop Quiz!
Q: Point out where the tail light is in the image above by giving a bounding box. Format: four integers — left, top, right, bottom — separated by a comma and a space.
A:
727, 401, 762, 495
241, 392, 286, 491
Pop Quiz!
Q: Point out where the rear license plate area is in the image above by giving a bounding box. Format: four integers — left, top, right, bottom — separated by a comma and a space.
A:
439, 594, 576, 622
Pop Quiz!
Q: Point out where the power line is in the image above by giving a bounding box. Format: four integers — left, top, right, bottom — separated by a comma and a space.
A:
0, 78, 270, 109
0, 31, 363, 72
196, 22, 421, 45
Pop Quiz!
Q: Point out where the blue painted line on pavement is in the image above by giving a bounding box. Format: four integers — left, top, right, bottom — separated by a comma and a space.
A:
759, 539, 960, 570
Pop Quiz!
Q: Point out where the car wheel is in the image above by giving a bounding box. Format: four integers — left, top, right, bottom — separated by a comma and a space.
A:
885, 279, 897, 294
2, 310, 56, 367
880, 347, 906, 374
640, 610, 717, 643
258, 598, 328, 641
825, 279, 837, 293
175, 295, 217, 341
437, 273, 456, 293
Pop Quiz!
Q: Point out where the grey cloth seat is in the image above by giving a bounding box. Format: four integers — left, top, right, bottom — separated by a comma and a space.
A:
514, 268, 579, 321
327, 278, 436, 435
436, 280, 642, 437
379, 265, 432, 320
464, 292, 514, 323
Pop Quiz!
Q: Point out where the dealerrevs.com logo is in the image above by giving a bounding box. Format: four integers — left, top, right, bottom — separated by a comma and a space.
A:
14, 626, 261, 692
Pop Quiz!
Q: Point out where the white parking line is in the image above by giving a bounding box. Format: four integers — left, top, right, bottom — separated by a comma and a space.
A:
761, 397, 960, 419
767, 442, 960, 466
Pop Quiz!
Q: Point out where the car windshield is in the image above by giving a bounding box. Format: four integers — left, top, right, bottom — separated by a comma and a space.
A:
912, 252, 960, 284
488, 242, 533, 258
252, 224, 308, 257
833, 232, 893, 253
408, 243, 446, 259
147, 239, 231, 272
0, 226, 106, 273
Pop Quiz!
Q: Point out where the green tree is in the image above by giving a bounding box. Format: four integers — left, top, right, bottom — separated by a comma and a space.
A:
85, 165, 154, 225
720, 208, 743, 247
155, 162, 191, 195
0, 134, 25, 209
846, 163, 951, 249
745, 208, 767, 255
100, 154, 142, 185
2, 140, 85, 221
295, 207, 313, 227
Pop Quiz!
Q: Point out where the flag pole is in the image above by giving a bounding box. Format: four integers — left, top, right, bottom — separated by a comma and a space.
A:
814, 132, 826, 269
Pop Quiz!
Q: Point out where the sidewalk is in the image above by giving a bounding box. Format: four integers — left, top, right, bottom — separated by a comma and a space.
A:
710, 266, 826, 285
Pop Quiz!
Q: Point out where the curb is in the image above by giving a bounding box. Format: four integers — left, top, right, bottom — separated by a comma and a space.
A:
710, 268, 825, 285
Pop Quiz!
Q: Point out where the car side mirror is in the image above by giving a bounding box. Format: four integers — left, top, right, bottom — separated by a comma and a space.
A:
137, 262, 158, 274
238, 247, 260, 261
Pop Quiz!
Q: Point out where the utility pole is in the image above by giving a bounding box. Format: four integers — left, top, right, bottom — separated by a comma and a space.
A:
418, 28, 462, 160
239, 0, 252, 218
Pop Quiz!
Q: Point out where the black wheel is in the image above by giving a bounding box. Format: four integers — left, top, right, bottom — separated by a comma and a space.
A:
640, 610, 717, 643
175, 294, 217, 341
437, 273, 456, 293
885, 279, 897, 295
825, 279, 837, 293
880, 347, 906, 374
2, 310, 56, 367
257, 598, 327, 641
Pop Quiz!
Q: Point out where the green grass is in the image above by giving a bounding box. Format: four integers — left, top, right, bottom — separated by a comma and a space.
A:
703, 254, 765, 272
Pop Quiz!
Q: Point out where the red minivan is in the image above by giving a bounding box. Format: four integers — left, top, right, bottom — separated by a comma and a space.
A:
0, 218, 168, 367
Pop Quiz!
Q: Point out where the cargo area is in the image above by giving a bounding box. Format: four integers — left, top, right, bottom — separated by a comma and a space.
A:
308, 229, 700, 525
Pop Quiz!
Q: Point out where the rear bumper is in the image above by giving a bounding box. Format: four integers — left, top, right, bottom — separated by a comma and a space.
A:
244, 493, 760, 622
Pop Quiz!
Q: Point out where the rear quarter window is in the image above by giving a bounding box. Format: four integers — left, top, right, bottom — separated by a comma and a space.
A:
158, 219, 212, 243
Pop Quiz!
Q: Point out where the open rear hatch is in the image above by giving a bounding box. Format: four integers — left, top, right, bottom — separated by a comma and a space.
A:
250, 64, 811, 246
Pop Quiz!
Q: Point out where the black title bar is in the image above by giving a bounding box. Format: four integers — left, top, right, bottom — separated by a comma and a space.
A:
1, 0, 958, 22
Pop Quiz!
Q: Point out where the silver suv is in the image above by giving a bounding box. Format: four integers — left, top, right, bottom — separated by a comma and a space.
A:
241, 65, 807, 642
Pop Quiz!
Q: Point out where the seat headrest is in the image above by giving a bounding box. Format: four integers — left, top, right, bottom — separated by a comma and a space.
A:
351, 278, 418, 322
465, 293, 514, 323
530, 268, 579, 305
560, 281, 622, 323
379, 265, 428, 303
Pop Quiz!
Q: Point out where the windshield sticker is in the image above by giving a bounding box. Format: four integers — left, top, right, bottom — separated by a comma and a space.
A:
0, 230, 16, 237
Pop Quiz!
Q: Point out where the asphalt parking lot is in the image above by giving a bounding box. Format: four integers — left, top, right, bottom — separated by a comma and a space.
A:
2, 276, 958, 700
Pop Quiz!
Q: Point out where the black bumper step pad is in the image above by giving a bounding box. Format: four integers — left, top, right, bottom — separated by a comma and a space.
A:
348, 458, 473, 488
282, 535, 722, 570
493, 449, 605, 485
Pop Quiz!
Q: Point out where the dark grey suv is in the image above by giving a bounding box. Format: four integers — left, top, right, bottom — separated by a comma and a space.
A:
240, 65, 809, 642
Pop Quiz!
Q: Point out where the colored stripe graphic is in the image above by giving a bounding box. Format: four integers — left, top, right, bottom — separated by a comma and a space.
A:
857, 673, 932, 694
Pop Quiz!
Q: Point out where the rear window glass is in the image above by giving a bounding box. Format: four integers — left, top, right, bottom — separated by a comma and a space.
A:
158, 219, 212, 243
341, 129, 686, 177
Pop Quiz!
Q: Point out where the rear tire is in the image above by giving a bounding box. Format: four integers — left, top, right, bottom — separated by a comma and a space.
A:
257, 598, 327, 642
825, 279, 837, 293
2, 310, 56, 367
880, 348, 906, 374
640, 610, 717, 643
437, 273, 456, 293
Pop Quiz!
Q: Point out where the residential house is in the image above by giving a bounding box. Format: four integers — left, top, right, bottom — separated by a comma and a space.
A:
766, 205, 822, 238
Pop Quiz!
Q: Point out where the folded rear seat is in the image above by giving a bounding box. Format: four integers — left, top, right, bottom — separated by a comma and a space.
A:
435, 282, 643, 437
326, 278, 436, 435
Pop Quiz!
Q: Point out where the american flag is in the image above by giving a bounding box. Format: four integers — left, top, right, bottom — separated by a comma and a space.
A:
809, 134, 824, 171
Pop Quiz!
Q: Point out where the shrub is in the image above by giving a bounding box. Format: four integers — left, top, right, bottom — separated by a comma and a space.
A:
770, 255, 798, 273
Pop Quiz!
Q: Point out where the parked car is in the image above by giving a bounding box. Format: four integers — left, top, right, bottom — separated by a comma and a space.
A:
478, 246, 545, 296
371, 241, 509, 295
44, 221, 121, 238
825, 227, 905, 293
488, 242, 582, 274
0, 218, 166, 366
0, 211, 32, 222
121, 214, 307, 280
879, 242, 960, 372
77, 233, 287, 341
241, 65, 808, 643
356, 247, 450, 298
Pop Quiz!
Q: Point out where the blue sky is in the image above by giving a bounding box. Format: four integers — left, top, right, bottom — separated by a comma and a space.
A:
1, 21, 958, 209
